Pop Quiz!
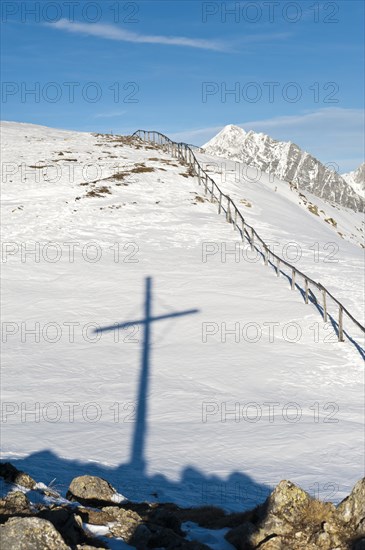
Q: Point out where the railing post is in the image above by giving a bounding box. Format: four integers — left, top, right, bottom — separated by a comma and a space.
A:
305, 278, 309, 304
338, 305, 344, 342
204, 175, 208, 195
241, 219, 245, 241
250, 227, 254, 250
234, 208, 237, 227
322, 288, 328, 322
276, 258, 280, 277
210, 181, 214, 202
264, 246, 268, 266
291, 268, 296, 290
218, 191, 222, 214
226, 197, 232, 223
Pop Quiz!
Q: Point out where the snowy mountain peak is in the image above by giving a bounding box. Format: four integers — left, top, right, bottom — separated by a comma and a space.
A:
342, 162, 365, 198
202, 124, 246, 154
203, 125, 364, 212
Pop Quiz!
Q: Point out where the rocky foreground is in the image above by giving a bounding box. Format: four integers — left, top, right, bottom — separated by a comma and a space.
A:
0, 463, 364, 549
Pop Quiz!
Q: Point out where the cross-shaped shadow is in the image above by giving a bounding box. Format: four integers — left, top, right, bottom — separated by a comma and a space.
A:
95, 277, 199, 473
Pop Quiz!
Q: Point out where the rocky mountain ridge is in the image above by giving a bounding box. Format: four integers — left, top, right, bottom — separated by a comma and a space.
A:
203, 125, 364, 212
342, 162, 365, 198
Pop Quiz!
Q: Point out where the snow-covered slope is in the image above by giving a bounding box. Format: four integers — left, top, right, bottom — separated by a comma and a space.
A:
203, 125, 364, 212
342, 162, 365, 198
1, 122, 364, 520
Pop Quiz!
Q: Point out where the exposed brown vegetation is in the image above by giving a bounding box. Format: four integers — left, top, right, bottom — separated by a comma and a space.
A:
85, 186, 112, 198
308, 204, 319, 216
325, 217, 337, 227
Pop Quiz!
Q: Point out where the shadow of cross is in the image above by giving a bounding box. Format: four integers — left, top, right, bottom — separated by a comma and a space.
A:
95, 277, 199, 472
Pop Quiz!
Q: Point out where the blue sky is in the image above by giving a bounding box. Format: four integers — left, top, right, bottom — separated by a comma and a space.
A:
1, 0, 364, 171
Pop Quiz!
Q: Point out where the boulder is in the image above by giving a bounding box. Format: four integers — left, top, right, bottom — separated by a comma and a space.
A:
225, 479, 355, 550
67, 475, 126, 506
0, 462, 36, 490
337, 477, 365, 533
0, 516, 70, 549
37, 506, 87, 547
0, 491, 32, 518
102, 505, 144, 542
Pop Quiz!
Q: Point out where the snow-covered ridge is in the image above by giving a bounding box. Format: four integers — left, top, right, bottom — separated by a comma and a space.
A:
342, 162, 365, 199
203, 125, 364, 212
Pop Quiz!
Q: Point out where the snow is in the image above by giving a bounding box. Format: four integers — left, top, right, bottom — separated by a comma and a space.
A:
183, 521, 235, 549
1, 122, 364, 523
203, 124, 364, 212
342, 162, 365, 199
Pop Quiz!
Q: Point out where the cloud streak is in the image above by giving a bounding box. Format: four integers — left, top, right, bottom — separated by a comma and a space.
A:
93, 110, 127, 119
48, 19, 229, 51
47, 20, 290, 52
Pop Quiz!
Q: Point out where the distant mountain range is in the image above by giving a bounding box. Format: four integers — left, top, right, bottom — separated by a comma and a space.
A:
202, 125, 364, 212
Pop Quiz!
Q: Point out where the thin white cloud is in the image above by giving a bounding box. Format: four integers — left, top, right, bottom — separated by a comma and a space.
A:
169, 108, 365, 172
93, 110, 127, 119
47, 20, 290, 52
48, 19, 229, 51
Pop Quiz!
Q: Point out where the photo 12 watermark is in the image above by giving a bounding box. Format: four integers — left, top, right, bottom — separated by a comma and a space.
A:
201, 81, 339, 104
201, 241, 339, 264
201, 401, 340, 423
1, 1, 140, 24
2, 241, 140, 264
1, 401, 139, 423
201, 2, 340, 24
201, 320, 339, 344
1, 81, 139, 105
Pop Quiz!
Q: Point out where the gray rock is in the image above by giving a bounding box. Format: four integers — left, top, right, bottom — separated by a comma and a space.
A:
0, 516, 70, 549
0, 491, 32, 517
67, 475, 121, 506
337, 477, 365, 532
0, 462, 36, 490
225, 479, 354, 550
37, 506, 87, 547
102, 506, 143, 542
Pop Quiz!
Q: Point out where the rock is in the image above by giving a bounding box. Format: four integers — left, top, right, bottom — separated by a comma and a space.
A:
0, 462, 36, 490
262, 480, 312, 524
130, 524, 152, 549
37, 506, 88, 547
67, 475, 125, 506
337, 477, 365, 532
147, 525, 210, 549
258, 538, 285, 550
102, 506, 143, 542
77, 507, 115, 525
225, 479, 355, 550
150, 506, 183, 534
225, 521, 256, 549
0, 516, 70, 549
0, 491, 32, 517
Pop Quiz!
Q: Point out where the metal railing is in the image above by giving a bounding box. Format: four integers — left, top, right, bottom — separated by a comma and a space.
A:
131, 129, 365, 346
